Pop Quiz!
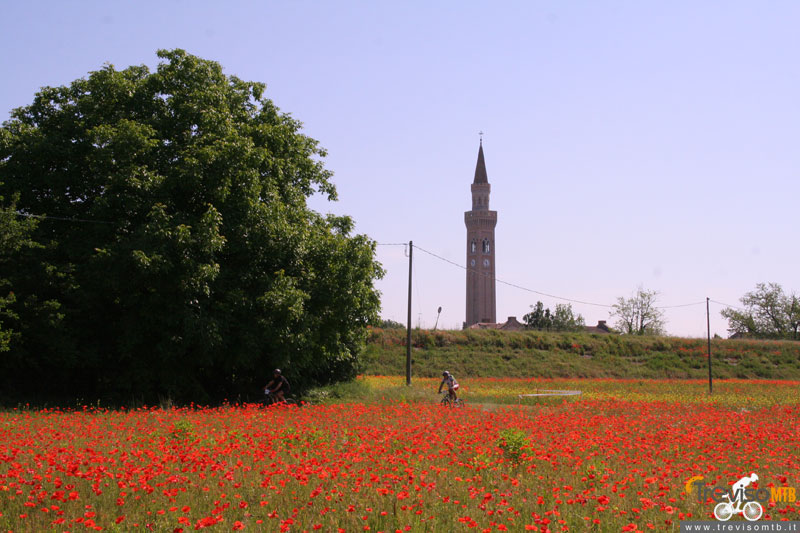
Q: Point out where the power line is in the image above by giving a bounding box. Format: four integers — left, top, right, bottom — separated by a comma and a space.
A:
413, 244, 614, 308
376, 243, 407, 246
710, 299, 747, 312
413, 243, 713, 311
656, 301, 706, 309
2, 209, 115, 225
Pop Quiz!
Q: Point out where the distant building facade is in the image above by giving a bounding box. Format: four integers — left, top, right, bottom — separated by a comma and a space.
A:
465, 140, 497, 327
584, 320, 612, 334
470, 318, 613, 334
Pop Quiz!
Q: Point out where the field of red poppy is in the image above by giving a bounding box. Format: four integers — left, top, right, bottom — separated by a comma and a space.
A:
2, 379, 799, 532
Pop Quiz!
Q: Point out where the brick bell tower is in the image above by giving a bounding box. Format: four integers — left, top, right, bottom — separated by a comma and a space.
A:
464, 138, 497, 326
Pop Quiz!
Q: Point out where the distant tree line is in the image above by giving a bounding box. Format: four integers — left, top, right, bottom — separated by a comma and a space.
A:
524, 288, 669, 336
380, 282, 799, 341
375, 318, 406, 329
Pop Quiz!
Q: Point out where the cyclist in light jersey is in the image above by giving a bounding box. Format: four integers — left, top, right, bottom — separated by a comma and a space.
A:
438, 371, 459, 401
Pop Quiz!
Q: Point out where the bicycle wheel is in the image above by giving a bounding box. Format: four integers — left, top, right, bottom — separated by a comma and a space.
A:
440, 396, 451, 407
714, 502, 733, 521
743, 501, 762, 521
454, 399, 465, 408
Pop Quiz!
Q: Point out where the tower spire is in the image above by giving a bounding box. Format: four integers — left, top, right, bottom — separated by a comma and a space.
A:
473, 139, 488, 184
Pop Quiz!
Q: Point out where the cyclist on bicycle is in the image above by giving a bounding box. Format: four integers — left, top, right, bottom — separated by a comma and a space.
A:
438, 371, 459, 401
264, 369, 290, 402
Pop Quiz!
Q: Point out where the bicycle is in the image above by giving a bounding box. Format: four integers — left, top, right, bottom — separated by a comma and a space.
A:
261, 389, 297, 407
440, 391, 464, 408
713, 493, 763, 522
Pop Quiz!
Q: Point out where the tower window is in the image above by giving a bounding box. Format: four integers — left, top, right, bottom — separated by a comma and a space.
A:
470, 240, 477, 254
482, 239, 490, 254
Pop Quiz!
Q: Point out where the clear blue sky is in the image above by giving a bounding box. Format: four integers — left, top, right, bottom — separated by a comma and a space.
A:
2, 1, 798, 336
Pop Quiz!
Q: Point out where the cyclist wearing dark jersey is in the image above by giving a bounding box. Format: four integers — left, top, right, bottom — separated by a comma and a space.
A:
264, 369, 290, 402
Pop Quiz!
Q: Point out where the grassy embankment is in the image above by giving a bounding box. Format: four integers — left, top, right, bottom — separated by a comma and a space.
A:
362, 327, 800, 379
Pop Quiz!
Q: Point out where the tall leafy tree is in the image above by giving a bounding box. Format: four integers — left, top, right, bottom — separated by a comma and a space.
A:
0, 50, 383, 403
721, 282, 800, 340
524, 301, 552, 330
611, 287, 666, 336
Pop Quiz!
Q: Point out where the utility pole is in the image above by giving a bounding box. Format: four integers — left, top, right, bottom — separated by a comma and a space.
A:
406, 241, 413, 386
707, 297, 713, 394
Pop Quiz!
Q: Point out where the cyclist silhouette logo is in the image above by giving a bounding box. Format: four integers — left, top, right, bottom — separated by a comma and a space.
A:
713, 473, 763, 522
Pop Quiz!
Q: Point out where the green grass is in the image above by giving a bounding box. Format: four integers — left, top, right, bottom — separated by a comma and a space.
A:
363, 327, 800, 379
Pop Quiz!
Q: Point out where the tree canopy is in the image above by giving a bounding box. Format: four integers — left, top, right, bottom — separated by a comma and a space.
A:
721, 282, 799, 340
523, 301, 585, 332
0, 49, 384, 404
0, 189, 38, 352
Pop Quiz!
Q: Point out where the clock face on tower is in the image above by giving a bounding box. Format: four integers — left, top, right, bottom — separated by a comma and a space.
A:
470, 259, 476, 267
483, 259, 490, 268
